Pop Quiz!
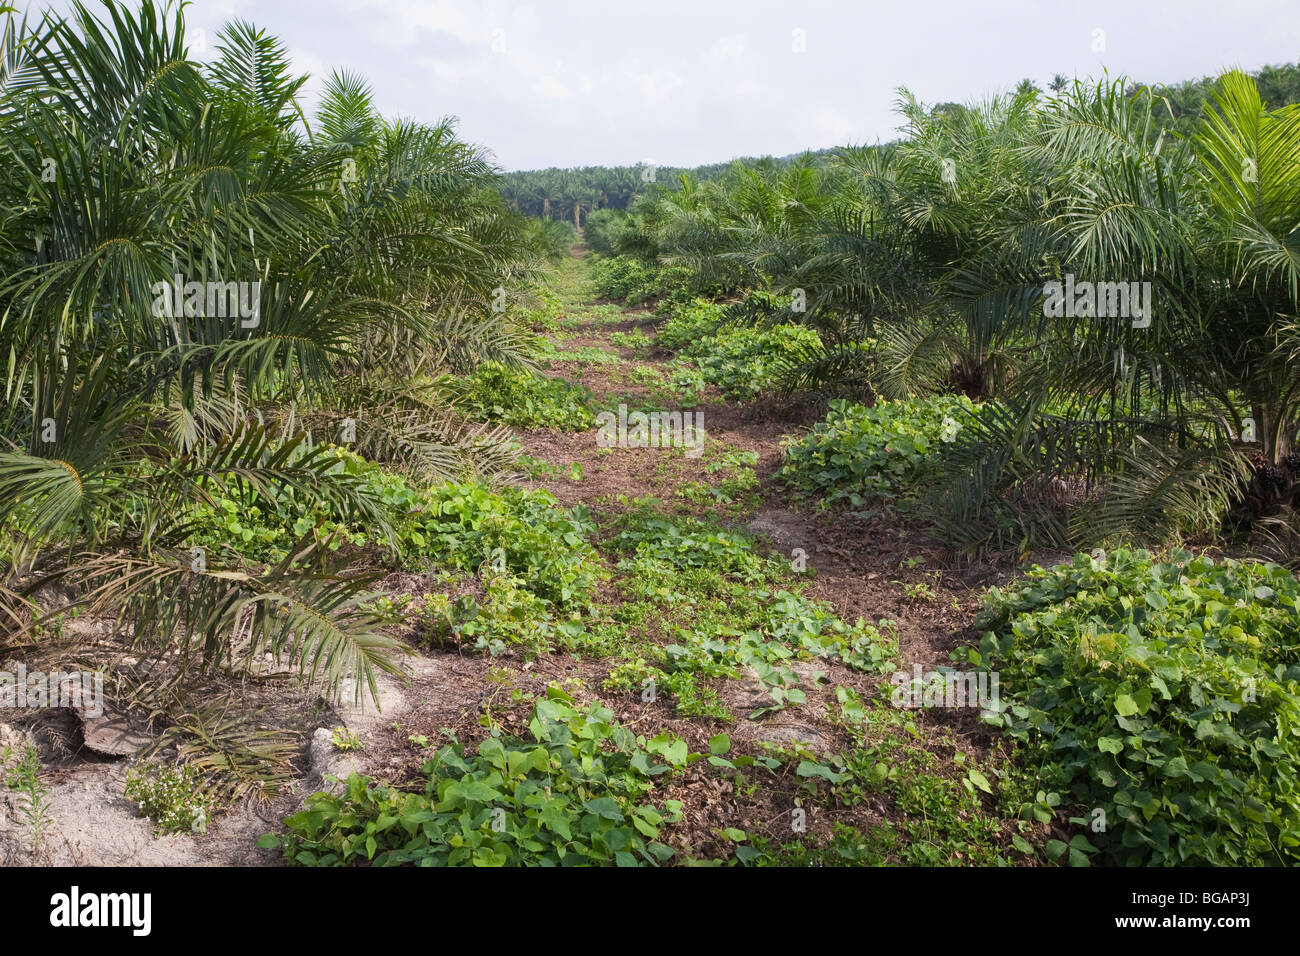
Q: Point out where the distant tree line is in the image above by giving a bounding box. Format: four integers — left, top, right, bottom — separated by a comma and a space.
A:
497, 152, 834, 225
500, 61, 1300, 225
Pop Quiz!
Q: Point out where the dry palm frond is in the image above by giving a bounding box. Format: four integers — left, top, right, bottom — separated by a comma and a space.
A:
21, 537, 407, 709
1078, 438, 1252, 543
143, 696, 302, 805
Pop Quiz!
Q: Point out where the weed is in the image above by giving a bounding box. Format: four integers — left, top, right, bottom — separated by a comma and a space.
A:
331, 729, 363, 752
4, 745, 51, 855
125, 762, 216, 835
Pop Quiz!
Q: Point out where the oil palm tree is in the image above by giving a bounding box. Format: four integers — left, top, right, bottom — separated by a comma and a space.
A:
0, 0, 538, 704
932, 73, 1300, 553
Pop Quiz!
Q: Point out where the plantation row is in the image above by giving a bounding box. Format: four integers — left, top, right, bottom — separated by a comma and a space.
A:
582, 71, 1300, 558
0, 1, 591, 857
497, 60, 1300, 226
476, 66, 1300, 864
0, 0, 565, 706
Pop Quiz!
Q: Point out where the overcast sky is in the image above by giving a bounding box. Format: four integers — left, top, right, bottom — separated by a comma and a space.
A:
36, 0, 1300, 170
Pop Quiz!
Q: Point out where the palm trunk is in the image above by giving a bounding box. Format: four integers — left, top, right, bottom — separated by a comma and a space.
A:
1255, 401, 1289, 463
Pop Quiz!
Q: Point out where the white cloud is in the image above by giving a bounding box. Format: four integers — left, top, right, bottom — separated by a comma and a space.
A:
532, 73, 572, 102
634, 66, 686, 108
42, 0, 1300, 169
706, 33, 747, 69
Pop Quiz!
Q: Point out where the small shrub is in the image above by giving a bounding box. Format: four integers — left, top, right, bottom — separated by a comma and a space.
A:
591, 256, 659, 303
676, 324, 822, 401
655, 299, 727, 351
445, 362, 595, 431
522, 217, 577, 262
126, 762, 216, 835
591, 256, 723, 309
778, 395, 975, 508
966, 548, 1300, 866
656, 298, 853, 401
418, 482, 600, 605
417, 577, 567, 658
583, 209, 633, 256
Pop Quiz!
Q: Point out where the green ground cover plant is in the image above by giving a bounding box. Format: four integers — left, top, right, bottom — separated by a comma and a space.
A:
965, 548, 1300, 865
440, 363, 596, 431
778, 396, 976, 508
599, 508, 895, 718
261, 687, 684, 866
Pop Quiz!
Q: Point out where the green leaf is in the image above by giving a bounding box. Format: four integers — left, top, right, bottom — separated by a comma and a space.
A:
796, 760, 846, 783
735, 845, 760, 865
582, 797, 624, 822
457, 780, 503, 803
1114, 693, 1139, 717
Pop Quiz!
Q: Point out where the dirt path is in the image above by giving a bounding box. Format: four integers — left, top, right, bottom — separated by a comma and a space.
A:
519, 250, 993, 670
458, 248, 1036, 861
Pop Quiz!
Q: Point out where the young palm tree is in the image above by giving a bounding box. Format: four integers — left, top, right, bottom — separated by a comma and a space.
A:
0, 1, 540, 705
932, 73, 1300, 553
